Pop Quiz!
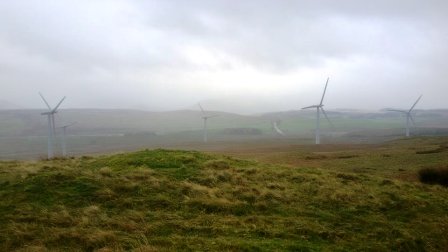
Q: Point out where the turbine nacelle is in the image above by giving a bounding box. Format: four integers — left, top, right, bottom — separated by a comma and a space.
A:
58, 122, 77, 129
39, 92, 65, 113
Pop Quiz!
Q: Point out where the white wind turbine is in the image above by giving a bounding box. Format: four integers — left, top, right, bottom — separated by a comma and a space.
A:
58, 122, 76, 157
39, 93, 66, 159
271, 119, 285, 136
301, 77, 333, 144
199, 103, 219, 143
387, 95, 422, 137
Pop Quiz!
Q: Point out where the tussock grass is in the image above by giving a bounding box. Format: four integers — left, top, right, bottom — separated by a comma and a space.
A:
416, 147, 446, 154
1, 138, 448, 251
419, 166, 448, 186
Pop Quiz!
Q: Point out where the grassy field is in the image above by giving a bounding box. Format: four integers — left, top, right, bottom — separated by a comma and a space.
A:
1, 137, 448, 251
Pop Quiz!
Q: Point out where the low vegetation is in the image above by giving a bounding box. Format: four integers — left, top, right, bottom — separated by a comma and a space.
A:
419, 166, 448, 187
1, 138, 448, 251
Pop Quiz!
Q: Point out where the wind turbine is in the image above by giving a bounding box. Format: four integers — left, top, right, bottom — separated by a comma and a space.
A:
58, 122, 76, 157
271, 119, 285, 136
301, 77, 333, 144
387, 95, 422, 137
39, 92, 66, 159
199, 103, 219, 143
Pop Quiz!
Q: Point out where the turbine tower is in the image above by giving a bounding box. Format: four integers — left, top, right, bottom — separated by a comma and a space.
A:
301, 77, 333, 144
39, 93, 66, 159
59, 122, 76, 157
387, 95, 422, 137
199, 103, 218, 143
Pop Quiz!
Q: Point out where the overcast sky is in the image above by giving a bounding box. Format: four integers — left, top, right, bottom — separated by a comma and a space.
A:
0, 0, 447, 113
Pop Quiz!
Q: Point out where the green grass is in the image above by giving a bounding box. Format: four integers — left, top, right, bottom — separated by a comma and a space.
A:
1, 138, 448, 251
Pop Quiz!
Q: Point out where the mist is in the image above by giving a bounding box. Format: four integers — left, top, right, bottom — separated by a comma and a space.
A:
0, 0, 447, 114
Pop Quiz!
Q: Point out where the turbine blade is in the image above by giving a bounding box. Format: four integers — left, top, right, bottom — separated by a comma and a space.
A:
302, 105, 318, 109
409, 94, 422, 112
198, 103, 205, 114
60, 122, 77, 128
39, 92, 52, 110
321, 108, 334, 127
319, 77, 329, 106
387, 109, 407, 114
52, 96, 66, 113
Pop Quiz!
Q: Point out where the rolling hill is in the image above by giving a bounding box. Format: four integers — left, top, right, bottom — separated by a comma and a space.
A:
1, 137, 447, 251
0, 108, 447, 160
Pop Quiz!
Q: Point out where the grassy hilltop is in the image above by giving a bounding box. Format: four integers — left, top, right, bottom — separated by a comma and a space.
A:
1, 137, 448, 251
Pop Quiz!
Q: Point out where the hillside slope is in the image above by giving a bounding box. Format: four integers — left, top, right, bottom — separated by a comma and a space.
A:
1, 138, 448, 251
1, 108, 448, 137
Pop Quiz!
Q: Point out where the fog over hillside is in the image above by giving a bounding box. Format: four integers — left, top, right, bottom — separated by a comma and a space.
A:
1, 108, 447, 138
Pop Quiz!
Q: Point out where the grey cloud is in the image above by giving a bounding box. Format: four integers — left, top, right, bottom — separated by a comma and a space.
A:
134, 0, 447, 72
0, 0, 447, 112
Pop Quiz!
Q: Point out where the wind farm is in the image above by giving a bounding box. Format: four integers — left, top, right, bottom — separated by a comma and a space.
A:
1, 1, 448, 251
1, 108, 448, 250
0, 81, 445, 161
1, 102, 448, 160
1, 81, 448, 252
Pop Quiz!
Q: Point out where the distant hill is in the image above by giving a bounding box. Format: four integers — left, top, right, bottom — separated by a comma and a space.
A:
1, 108, 448, 160
0, 108, 447, 138
0, 109, 266, 137
0, 100, 21, 110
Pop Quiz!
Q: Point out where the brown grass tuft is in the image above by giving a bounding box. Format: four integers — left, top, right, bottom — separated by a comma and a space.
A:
203, 159, 231, 170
